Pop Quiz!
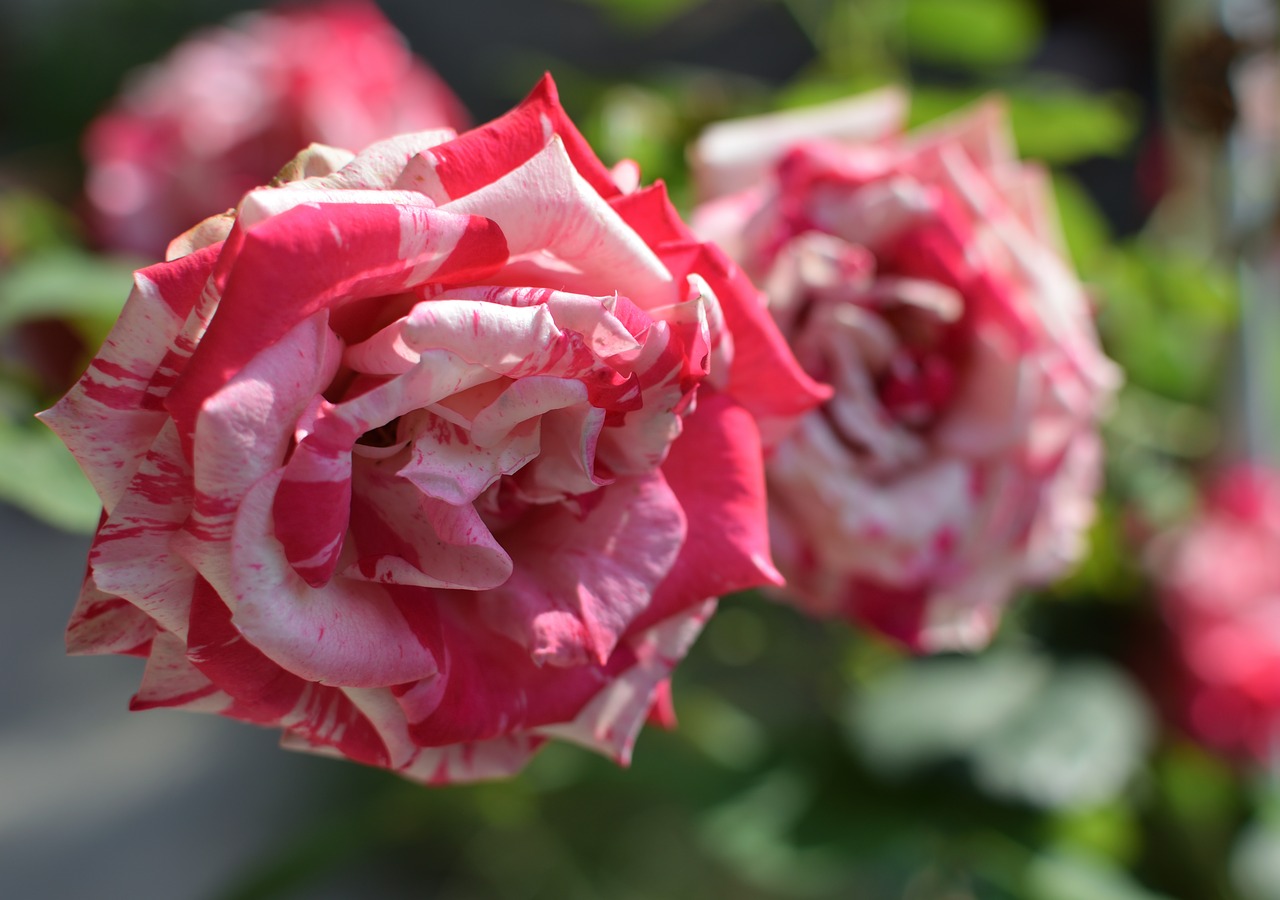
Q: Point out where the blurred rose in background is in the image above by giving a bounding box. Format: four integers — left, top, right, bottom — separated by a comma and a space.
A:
82, 0, 468, 258
1151, 465, 1280, 761
693, 92, 1119, 651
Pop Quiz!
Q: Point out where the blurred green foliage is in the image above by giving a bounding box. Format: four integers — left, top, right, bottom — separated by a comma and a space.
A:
903, 0, 1042, 69
0, 191, 138, 531
567, 0, 703, 31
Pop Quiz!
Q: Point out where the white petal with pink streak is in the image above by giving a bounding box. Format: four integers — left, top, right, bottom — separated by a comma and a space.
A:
39, 271, 185, 512
89, 420, 197, 639
176, 311, 342, 601
439, 137, 676, 309
229, 468, 440, 687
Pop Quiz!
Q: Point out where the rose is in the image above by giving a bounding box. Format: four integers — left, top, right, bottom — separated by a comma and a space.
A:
693, 91, 1119, 651
44, 75, 826, 783
85, 0, 469, 257
1150, 467, 1280, 760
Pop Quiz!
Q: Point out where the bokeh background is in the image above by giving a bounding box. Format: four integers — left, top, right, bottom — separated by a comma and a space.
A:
2, 0, 1279, 897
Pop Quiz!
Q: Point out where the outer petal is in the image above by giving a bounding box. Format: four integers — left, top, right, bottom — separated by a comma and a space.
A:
39, 246, 219, 511
397, 597, 638, 747
613, 186, 831, 443
631, 392, 782, 633
419, 74, 621, 203
440, 137, 676, 309
181, 579, 396, 767
540, 600, 715, 764
88, 420, 197, 640
400, 736, 546, 785
65, 574, 156, 657
305, 686, 543, 783
131, 631, 229, 713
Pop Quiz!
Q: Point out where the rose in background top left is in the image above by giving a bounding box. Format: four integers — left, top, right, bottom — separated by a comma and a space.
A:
83, 0, 469, 258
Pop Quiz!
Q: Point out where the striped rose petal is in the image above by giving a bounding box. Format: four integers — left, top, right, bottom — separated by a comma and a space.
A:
693, 90, 1118, 652
44, 74, 826, 783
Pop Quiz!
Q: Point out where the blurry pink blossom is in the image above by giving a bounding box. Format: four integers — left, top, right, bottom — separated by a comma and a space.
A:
693, 90, 1119, 651
1151, 466, 1280, 760
84, 1, 468, 257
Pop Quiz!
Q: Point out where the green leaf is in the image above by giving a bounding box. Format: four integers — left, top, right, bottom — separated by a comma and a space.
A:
909, 83, 1139, 163
847, 650, 1153, 809
0, 416, 99, 532
0, 251, 136, 347
1026, 852, 1175, 900
847, 651, 1051, 775
1005, 87, 1139, 163
565, 0, 704, 31
1050, 804, 1142, 867
1234, 817, 1280, 900
588, 84, 681, 184
777, 75, 899, 113
699, 768, 848, 896
904, 0, 1042, 69
1155, 743, 1243, 850
1108, 386, 1221, 459
678, 688, 769, 770
969, 663, 1153, 809
1094, 242, 1237, 405
1051, 173, 1113, 275
789, 0, 907, 85
0, 191, 81, 257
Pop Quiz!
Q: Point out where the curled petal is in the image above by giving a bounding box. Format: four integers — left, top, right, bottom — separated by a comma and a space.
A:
229, 470, 442, 687
273, 429, 354, 588
181, 311, 343, 603
349, 454, 513, 591
396, 409, 540, 506
39, 248, 219, 512
440, 136, 676, 309
65, 574, 156, 658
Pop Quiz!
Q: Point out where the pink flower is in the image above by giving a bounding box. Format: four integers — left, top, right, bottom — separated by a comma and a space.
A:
1151, 466, 1280, 760
42, 76, 827, 783
693, 90, 1119, 652
84, 0, 469, 257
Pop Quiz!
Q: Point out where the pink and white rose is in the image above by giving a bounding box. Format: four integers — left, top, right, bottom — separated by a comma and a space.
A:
1150, 466, 1280, 760
44, 76, 826, 782
693, 91, 1120, 651
85, 0, 469, 257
